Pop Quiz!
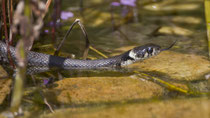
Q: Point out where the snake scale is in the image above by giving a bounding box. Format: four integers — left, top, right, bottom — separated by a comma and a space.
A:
0, 41, 176, 75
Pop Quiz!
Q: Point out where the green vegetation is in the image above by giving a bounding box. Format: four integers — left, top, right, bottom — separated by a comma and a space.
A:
205, 0, 210, 58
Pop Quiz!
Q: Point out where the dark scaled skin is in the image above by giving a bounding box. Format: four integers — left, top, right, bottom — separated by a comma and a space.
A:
0, 41, 174, 75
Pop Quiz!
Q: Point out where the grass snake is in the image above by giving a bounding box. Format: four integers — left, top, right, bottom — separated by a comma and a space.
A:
0, 41, 176, 75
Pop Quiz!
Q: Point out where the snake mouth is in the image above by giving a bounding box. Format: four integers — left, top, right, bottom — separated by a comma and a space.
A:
160, 40, 177, 52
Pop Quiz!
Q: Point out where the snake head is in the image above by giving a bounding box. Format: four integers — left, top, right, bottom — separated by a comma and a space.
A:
129, 44, 161, 61
121, 41, 176, 66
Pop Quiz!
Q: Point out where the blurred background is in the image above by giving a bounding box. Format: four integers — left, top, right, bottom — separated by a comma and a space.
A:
0, 0, 210, 118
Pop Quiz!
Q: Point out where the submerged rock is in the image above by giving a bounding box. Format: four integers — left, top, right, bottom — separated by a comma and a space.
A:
0, 66, 11, 105
50, 76, 163, 105
41, 97, 210, 118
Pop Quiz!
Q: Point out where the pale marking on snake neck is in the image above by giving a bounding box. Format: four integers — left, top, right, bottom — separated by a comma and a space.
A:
121, 59, 134, 66
121, 50, 136, 66
152, 48, 156, 56
128, 50, 136, 59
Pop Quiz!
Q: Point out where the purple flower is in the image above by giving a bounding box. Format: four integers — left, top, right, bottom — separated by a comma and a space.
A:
111, 2, 121, 6
43, 79, 50, 85
120, 0, 136, 7
61, 11, 74, 20
44, 29, 49, 33
43, 78, 54, 86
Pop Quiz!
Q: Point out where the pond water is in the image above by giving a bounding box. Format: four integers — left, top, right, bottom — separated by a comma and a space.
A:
0, 0, 210, 118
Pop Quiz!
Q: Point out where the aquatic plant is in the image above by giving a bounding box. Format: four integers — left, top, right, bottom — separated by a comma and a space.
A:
10, 0, 46, 114
0, 0, 50, 115
204, 0, 210, 58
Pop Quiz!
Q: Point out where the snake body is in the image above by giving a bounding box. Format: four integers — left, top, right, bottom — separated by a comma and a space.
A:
0, 41, 175, 74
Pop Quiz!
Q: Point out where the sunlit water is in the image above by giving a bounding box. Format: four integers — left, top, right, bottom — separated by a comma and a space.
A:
0, 0, 210, 118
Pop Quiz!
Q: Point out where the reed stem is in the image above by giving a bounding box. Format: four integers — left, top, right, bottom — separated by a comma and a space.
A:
204, 0, 210, 58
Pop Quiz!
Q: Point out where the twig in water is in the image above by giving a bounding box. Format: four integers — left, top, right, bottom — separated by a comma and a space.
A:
54, 19, 90, 59
89, 46, 108, 58
77, 20, 89, 59
2, 0, 9, 43
51, 0, 61, 43
134, 71, 209, 96
8, 0, 14, 43
2, 0, 15, 69
44, 98, 55, 113
54, 19, 79, 56
54, 19, 109, 59
45, 0, 52, 14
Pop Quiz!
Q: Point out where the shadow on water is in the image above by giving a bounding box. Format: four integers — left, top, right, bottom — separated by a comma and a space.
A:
24, 85, 209, 118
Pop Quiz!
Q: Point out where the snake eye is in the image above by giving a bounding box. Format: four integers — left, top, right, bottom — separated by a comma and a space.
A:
135, 49, 146, 58
147, 47, 153, 54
